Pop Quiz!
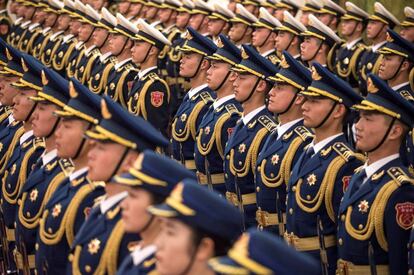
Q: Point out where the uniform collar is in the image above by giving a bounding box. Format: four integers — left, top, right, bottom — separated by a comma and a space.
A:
100, 51, 113, 62
20, 130, 34, 145
85, 45, 97, 55
187, 83, 208, 99
69, 167, 88, 181
63, 34, 74, 43
213, 94, 235, 110
364, 154, 399, 179
346, 38, 362, 50
138, 66, 157, 80
8, 115, 15, 125
242, 105, 266, 125
100, 191, 128, 214
131, 245, 157, 266
391, 81, 409, 91
50, 31, 64, 40
115, 58, 132, 70
75, 41, 85, 50
310, 133, 343, 154
42, 149, 58, 166
42, 27, 51, 35
371, 40, 387, 52
277, 118, 303, 139
261, 49, 275, 57
28, 22, 40, 31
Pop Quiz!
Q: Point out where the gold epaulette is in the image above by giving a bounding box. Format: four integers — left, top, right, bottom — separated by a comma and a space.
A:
146, 72, 161, 81
332, 142, 355, 162
33, 137, 45, 149
123, 63, 138, 73
108, 56, 118, 64
387, 167, 414, 186
293, 126, 313, 141
268, 54, 279, 65
258, 115, 277, 132
225, 104, 240, 116
92, 194, 106, 208
200, 91, 214, 104
58, 159, 75, 177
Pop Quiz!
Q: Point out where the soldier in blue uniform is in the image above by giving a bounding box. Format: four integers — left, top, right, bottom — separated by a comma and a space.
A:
67, 96, 169, 275
209, 228, 320, 275
0, 53, 45, 275
228, 4, 257, 48
299, 14, 341, 69
128, 19, 171, 137
252, 7, 280, 64
7, 1, 37, 48
335, 2, 368, 90
103, 13, 137, 108
223, 44, 278, 229
275, 10, 307, 63
207, 3, 234, 45
14, 66, 73, 275
400, 7, 414, 43
285, 63, 365, 275
0, 39, 13, 128
194, 34, 242, 195
171, 27, 217, 170
114, 150, 196, 275
255, 51, 313, 236
34, 79, 106, 274
87, 8, 118, 95
357, 2, 400, 95
148, 179, 242, 275
188, 0, 212, 37
337, 74, 414, 275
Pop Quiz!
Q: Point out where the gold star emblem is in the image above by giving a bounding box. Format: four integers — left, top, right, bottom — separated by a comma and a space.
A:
238, 143, 246, 153
95, 73, 101, 81
58, 51, 63, 58
271, 154, 279, 165
30, 189, 38, 202
88, 238, 101, 255
52, 204, 62, 218
180, 113, 187, 122
10, 164, 16, 175
0, 142, 3, 152
307, 174, 317, 186
110, 83, 115, 90
358, 200, 369, 213
204, 126, 211, 135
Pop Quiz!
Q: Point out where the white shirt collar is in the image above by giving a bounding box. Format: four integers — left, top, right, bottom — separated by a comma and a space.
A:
391, 82, 409, 91
50, 31, 64, 40
364, 154, 399, 180
20, 130, 34, 145
63, 34, 74, 43
21, 21, 32, 28
213, 95, 235, 110
261, 49, 275, 57
138, 66, 157, 79
85, 45, 97, 55
277, 118, 303, 139
187, 84, 208, 99
69, 167, 88, 181
131, 245, 157, 266
293, 54, 301, 59
242, 105, 266, 125
28, 22, 40, 31
8, 115, 15, 125
115, 58, 132, 70
75, 41, 84, 49
310, 133, 343, 154
371, 41, 387, 53
42, 149, 58, 166
346, 38, 362, 50
100, 52, 113, 62
42, 27, 51, 35
100, 191, 128, 214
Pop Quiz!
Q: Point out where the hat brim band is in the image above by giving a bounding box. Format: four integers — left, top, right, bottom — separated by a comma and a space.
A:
302, 87, 342, 103
232, 64, 264, 79
208, 258, 250, 275
37, 91, 66, 107
274, 73, 304, 90
353, 100, 400, 119
228, 249, 273, 275
95, 125, 137, 149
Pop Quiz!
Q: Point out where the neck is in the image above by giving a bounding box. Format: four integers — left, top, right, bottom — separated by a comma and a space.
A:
139, 58, 157, 70
309, 53, 327, 67
188, 262, 215, 275
278, 107, 302, 125
313, 124, 342, 144
117, 50, 131, 61
388, 72, 408, 88
73, 154, 88, 170
239, 34, 251, 45
45, 136, 56, 151
100, 44, 112, 53
242, 97, 263, 115
372, 34, 386, 45
287, 46, 299, 57
367, 144, 399, 164
216, 82, 234, 99
190, 72, 207, 89
23, 121, 32, 132
258, 41, 274, 55
199, 25, 209, 34
140, 219, 161, 248
105, 182, 124, 197
345, 32, 362, 43
85, 40, 94, 48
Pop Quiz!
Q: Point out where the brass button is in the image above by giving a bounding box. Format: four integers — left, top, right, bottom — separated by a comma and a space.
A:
270, 173, 274, 177
48, 227, 53, 233
238, 161, 242, 166
341, 215, 345, 222
85, 265, 92, 273
257, 166, 261, 172
68, 254, 74, 262
256, 186, 260, 192
292, 186, 296, 192
289, 208, 293, 215
338, 238, 343, 245
35, 243, 39, 250
226, 155, 230, 160
358, 224, 363, 230
306, 195, 311, 200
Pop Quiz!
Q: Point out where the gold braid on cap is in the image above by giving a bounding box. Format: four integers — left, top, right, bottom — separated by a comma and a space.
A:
69, 81, 78, 98
41, 70, 48, 86
101, 99, 112, 119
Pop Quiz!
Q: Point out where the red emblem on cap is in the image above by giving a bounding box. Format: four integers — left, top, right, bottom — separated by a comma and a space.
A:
342, 176, 351, 192
151, 91, 164, 107
395, 202, 414, 230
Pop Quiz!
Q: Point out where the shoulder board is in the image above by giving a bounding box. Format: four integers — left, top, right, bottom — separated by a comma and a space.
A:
332, 142, 354, 162
225, 104, 240, 115
293, 126, 313, 141
269, 55, 279, 65
354, 165, 364, 174
258, 115, 277, 132
387, 167, 414, 186
91, 48, 100, 56
58, 158, 75, 177
146, 72, 161, 81
399, 90, 414, 102
108, 56, 118, 64
33, 137, 45, 148
124, 63, 136, 72
93, 194, 106, 207
200, 91, 214, 104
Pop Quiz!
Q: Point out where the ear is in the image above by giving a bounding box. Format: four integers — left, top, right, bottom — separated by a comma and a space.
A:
256, 79, 269, 94
295, 94, 305, 105
400, 59, 411, 72
333, 103, 347, 119
356, 22, 363, 32
389, 122, 405, 141
149, 45, 159, 56
228, 71, 238, 82
122, 151, 140, 171
200, 58, 210, 71
195, 237, 215, 261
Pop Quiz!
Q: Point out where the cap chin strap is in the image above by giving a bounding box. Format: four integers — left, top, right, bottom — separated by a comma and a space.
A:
45, 117, 61, 139
241, 77, 261, 104
187, 56, 205, 79
370, 23, 386, 42
306, 40, 323, 64
278, 93, 298, 115
141, 45, 153, 64
234, 25, 249, 44
366, 117, 396, 153
215, 70, 231, 92
98, 32, 110, 49
386, 57, 406, 81
313, 101, 338, 129
72, 123, 93, 160
23, 102, 37, 123
115, 37, 129, 57
107, 147, 130, 182
257, 29, 273, 48
195, 15, 206, 32
85, 26, 96, 44
284, 34, 295, 53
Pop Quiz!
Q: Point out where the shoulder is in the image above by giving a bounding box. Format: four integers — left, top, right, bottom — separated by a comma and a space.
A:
257, 115, 278, 133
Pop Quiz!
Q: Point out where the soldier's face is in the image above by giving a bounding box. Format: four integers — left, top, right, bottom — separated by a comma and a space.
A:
55, 118, 90, 159
274, 8, 287, 22
233, 73, 258, 102
179, 53, 203, 78
176, 12, 191, 29
206, 61, 232, 91
275, 31, 293, 52
120, 187, 155, 233
155, 218, 204, 275
118, 2, 131, 15
355, 111, 393, 152
87, 140, 127, 181
300, 11, 313, 27
44, 13, 58, 28
57, 14, 71, 31
317, 13, 334, 26
78, 23, 94, 42
301, 96, 336, 128
69, 20, 82, 36
400, 26, 414, 43
129, 3, 143, 17
378, 54, 405, 80
366, 20, 385, 40
229, 23, 247, 43
33, 9, 48, 24
31, 102, 60, 138
145, 6, 158, 20
131, 41, 152, 64
0, 77, 19, 106
207, 19, 226, 37
189, 14, 205, 31
300, 36, 321, 61
268, 83, 300, 113
12, 89, 36, 122
252, 27, 273, 48
109, 34, 127, 53
159, 8, 173, 23
341, 19, 358, 37
92, 28, 109, 47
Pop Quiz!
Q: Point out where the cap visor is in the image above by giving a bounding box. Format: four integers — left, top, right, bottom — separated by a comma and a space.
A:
147, 203, 179, 218
208, 257, 250, 275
